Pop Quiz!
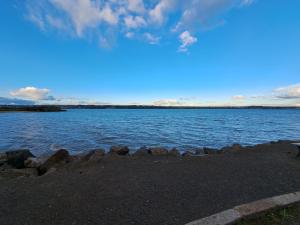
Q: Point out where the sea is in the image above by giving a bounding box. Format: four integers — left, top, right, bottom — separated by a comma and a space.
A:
0, 109, 300, 155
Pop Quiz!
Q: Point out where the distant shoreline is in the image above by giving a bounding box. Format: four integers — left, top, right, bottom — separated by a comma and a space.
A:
0, 105, 65, 112
63, 105, 300, 110
0, 105, 299, 111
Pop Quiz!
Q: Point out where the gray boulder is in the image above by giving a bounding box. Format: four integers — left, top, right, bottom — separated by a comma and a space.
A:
168, 148, 180, 157
24, 157, 46, 168
148, 147, 168, 156
203, 147, 219, 155
221, 144, 242, 153
195, 148, 206, 155
38, 149, 70, 175
83, 149, 106, 162
110, 146, 129, 155
134, 146, 150, 156
0, 153, 7, 166
231, 143, 242, 152
5, 150, 35, 169
182, 151, 194, 157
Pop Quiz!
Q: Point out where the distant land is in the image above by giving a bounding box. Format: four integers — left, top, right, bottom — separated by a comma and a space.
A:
0, 105, 65, 112
0, 105, 299, 112
63, 105, 300, 109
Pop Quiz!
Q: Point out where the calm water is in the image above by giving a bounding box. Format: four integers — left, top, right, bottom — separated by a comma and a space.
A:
0, 109, 300, 155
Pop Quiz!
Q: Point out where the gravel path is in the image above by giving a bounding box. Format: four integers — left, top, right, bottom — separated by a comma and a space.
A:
0, 142, 300, 225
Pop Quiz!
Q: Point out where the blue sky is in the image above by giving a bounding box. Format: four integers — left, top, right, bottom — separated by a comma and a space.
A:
0, 0, 300, 106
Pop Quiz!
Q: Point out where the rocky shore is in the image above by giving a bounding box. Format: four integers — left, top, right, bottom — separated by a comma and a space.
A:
0, 140, 300, 225
0, 140, 299, 178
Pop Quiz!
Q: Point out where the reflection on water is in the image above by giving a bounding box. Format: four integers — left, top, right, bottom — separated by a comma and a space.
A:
0, 109, 300, 155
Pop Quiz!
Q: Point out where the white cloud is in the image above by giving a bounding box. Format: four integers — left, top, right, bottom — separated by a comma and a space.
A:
46, 14, 67, 30
232, 95, 245, 100
178, 31, 197, 52
53, 96, 110, 105
10, 87, 55, 101
49, 0, 118, 37
149, 0, 176, 25
153, 99, 187, 106
274, 84, 300, 99
124, 15, 146, 29
175, 0, 254, 32
24, 0, 255, 51
240, 0, 255, 7
127, 0, 145, 13
144, 32, 160, 44
27, 13, 45, 30
25, 1, 46, 31
153, 97, 200, 106
125, 31, 135, 39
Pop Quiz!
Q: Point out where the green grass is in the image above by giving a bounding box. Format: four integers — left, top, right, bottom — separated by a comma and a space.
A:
236, 204, 300, 225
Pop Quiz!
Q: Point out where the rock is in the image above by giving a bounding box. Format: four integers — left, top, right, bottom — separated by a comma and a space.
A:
0, 153, 7, 166
83, 149, 105, 162
148, 147, 168, 156
168, 148, 180, 157
232, 144, 242, 151
195, 148, 206, 155
182, 151, 194, 157
134, 146, 150, 156
38, 149, 70, 175
0, 153, 7, 160
110, 146, 129, 155
203, 147, 219, 155
68, 155, 82, 163
5, 150, 35, 169
222, 144, 243, 153
24, 157, 46, 168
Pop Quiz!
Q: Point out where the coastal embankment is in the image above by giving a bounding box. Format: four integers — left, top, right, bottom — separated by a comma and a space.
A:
0, 140, 300, 225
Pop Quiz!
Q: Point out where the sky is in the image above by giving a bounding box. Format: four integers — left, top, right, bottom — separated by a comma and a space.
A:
0, 0, 300, 106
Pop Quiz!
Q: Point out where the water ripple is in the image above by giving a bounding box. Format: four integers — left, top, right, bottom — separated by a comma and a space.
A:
0, 109, 300, 155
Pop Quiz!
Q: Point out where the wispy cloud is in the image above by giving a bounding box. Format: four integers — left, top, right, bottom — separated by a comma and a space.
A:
144, 32, 160, 44
127, 0, 145, 14
153, 97, 201, 106
232, 95, 245, 100
274, 83, 300, 99
149, 0, 177, 25
153, 99, 190, 106
124, 15, 146, 29
240, 0, 255, 7
23, 0, 255, 51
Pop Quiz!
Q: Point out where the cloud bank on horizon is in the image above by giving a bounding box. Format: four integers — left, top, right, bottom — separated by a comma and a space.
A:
24, 0, 255, 52
2, 84, 300, 106
10, 87, 55, 101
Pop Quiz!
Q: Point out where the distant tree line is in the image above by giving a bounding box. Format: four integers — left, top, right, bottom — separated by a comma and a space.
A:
0, 105, 299, 112
0, 105, 64, 112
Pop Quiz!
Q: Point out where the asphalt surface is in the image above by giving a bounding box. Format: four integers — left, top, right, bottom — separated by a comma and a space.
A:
0, 142, 300, 225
